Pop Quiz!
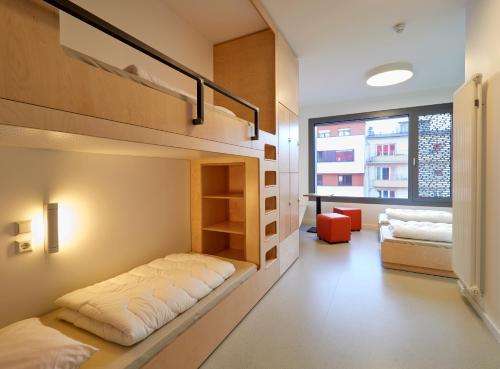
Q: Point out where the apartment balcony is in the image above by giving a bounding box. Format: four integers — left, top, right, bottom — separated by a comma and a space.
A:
372, 179, 408, 188
366, 154, 407, 164
366, 131, 408, 138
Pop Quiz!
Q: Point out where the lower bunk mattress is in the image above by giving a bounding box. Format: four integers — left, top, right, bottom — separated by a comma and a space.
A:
40, 256, 257, 369
380, 225, 455, 278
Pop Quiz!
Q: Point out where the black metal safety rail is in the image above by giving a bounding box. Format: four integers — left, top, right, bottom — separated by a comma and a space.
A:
44, 0, 260, 140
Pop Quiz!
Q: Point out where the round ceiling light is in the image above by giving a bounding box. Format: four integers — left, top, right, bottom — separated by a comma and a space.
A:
366, 62, 414, 87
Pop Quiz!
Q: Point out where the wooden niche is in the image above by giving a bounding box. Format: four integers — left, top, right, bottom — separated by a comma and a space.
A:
191, 157, 259, 266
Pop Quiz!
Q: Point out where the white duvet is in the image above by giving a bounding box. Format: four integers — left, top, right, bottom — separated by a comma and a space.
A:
55, 253, 235, 346
389, 219, 452, 243
385, 208, 452, 224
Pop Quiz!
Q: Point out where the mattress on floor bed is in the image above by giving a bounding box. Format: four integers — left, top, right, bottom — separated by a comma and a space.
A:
385, 208, 452, 223
40, 257, 256, 369
379, 225, 452, 249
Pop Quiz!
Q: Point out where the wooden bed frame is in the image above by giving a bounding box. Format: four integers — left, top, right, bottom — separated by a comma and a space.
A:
0, 1, 294, 368
380, 226, 456, 278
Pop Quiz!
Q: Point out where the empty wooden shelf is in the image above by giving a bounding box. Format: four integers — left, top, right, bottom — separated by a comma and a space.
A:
202, 193, 244, 199
203, 221, 245, 235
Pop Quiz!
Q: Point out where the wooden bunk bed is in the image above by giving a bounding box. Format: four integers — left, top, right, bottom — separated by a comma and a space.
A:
0, 0, 300, 368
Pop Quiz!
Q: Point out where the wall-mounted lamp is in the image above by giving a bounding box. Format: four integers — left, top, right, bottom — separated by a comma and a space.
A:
44, 203, 59, 254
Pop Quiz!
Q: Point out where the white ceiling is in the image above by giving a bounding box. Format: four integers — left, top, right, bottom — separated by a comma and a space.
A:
162, 0, 268, 44
261, 0, 467, 107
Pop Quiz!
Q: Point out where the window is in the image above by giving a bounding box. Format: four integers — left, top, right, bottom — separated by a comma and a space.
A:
379, 190, 396, 199
338, 128, 351, 136
309, 103, 452, 205
376, 144, 396, 156
317, 150, 354, 162
377, 167, 390, 180
318, 129, 330, 138
338, 175, 352, 186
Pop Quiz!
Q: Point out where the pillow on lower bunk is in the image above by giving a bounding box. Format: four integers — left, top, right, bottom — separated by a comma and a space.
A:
0, 318, 97, 369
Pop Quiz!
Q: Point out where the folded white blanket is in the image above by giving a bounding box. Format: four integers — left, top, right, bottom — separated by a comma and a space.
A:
56, 253, 235, 346
389, 219, 452, 243
385, 208, 452, 224
124, 64, 237, 117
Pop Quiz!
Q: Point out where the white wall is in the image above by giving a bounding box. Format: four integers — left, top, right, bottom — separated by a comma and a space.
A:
299, 87, 456, 226
60, 0, 214, 101
0, 148, 191, 328
465, 0, 500, 340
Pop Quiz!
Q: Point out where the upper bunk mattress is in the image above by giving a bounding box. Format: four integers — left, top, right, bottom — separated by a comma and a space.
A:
380, 224, 452, 249
41, 256, 256, 369
384, 208, 452, 224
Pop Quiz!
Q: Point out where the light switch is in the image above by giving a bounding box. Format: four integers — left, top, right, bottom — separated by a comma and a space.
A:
16, 220, 31, 235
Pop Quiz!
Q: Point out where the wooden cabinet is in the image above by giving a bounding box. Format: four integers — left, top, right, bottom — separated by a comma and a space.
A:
277, 34, 299, 115
278, 103, 290, 172
289, 112, 299, 173
214, 29, 276, 134
278, 102, 299, 241
290, 173, 299, 232
279, 172, 291, 242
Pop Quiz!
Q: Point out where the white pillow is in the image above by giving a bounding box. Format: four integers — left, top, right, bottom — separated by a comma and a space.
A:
0, 318, 97, 369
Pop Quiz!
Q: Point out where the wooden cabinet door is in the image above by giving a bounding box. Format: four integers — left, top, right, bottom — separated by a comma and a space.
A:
277, 34, 299, 115
289, 112, 299, 173
278, 103, 290, 172
290, 173, 299, 232
279, 172, 291, 242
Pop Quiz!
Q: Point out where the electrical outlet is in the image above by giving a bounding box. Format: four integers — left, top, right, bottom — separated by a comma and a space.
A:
15, 241, 32, 254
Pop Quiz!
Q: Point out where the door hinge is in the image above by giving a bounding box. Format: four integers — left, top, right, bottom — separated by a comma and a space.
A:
288, 138, 292, 143
474, 99, 480, 108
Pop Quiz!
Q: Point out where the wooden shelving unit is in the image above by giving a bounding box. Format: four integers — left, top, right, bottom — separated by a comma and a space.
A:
199, 162, 247, 261
191, 157, 260, 267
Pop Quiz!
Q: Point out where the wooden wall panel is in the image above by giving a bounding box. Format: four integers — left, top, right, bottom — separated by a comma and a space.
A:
277, 34, 299, 115
214, 29, 276, 134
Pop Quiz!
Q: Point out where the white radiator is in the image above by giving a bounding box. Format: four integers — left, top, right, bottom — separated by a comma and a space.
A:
452, 74, 483, 295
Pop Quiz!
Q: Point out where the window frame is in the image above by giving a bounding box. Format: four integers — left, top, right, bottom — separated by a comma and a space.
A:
308, 103, 453, 206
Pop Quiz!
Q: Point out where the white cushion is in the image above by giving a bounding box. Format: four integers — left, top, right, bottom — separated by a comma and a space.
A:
0, 318, 97, 369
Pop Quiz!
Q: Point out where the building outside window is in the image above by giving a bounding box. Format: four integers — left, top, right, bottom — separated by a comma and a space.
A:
309, 104, 452, 205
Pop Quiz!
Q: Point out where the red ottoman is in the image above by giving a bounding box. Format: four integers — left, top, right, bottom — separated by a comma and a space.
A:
317, 213, 351, 244
334, 207, 362, 231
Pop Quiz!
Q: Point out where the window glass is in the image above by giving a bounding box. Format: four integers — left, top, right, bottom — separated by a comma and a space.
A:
416, 113, 452, 200
314, 116, 409, 198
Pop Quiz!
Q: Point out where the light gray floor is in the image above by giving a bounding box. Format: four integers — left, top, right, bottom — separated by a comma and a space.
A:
200, 228, 500, 369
